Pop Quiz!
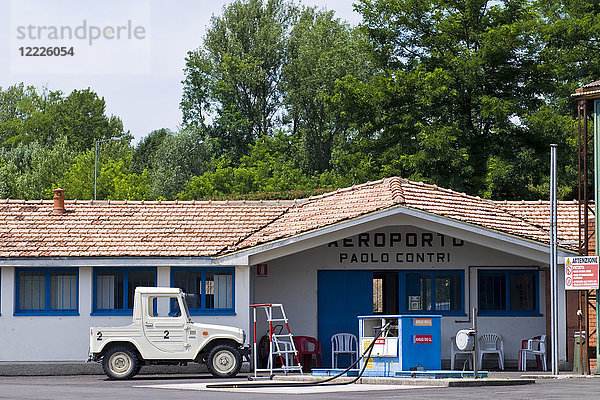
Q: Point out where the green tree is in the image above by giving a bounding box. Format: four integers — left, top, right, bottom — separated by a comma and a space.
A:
352, 0, 567, 198
147, 127, 216, 199
54, 89, 125, 153
0, 85, 125, 152
60, 141, 148, 200
181, 0, 296, 158
0, 84, 132, 200
131, 128, 171, 174
0, 84, 60, 147
177, 132, 316, 199
0, 136, 75, 199
59, 149, 95, 199
282, 7, 372, 173
537, 0, 600, 99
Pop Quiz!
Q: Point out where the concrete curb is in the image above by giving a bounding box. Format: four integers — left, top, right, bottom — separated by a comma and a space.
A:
0, 362, 251, 377
274, 374, 535, 387
522, 374, 600, 379
446, 378, 534, 387
0, 362, 104, 376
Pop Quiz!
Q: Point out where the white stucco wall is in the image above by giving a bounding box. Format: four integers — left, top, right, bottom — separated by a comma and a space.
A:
0, 265, 250, 362
251, 225, 565, 365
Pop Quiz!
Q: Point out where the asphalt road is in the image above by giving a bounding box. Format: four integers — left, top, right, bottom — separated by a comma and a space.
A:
0, 373, 599, 400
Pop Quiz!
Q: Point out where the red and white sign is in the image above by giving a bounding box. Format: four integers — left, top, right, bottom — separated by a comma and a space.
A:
413, 335, 433, 344
256, 264, 268, 277
565, 256, 599, 290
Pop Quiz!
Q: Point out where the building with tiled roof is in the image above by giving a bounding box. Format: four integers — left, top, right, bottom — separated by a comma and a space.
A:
0, 177, 583, 371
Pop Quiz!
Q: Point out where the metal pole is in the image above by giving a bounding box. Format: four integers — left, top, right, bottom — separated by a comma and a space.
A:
578, 295, 584, 374
550, 144, 559, 375
472, 307, 478, 378
582, 103, 591, 375
94, 140, 99, 200
595, 99, 600, 373
585, 290, 590, 373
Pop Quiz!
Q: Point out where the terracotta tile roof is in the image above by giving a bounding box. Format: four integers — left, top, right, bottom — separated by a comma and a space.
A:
582, 80, 600, 88
573, 81, 600, 98
0, 200, 293, 257
400, 181, 550, 243
0, 177, 584, 258
228, 178, 402, 251
494, 200, 585, 251
232, 178, 581, 252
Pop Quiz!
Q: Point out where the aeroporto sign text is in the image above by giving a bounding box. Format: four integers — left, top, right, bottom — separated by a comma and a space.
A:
328, 231, 464, 264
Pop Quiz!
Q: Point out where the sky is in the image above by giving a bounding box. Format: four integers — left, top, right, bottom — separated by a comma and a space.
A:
0, 0, 362, 144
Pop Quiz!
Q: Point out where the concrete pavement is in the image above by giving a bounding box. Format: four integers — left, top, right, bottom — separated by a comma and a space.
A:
1, 372, 599, 400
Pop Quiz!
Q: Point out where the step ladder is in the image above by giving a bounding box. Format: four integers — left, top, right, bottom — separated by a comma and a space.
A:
249, 303, 303, 380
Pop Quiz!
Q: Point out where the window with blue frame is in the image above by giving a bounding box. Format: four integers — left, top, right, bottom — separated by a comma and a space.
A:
478, 270, 538, 315
93, 267, 156, 314
172, 268, 234, 314
399, 270, 464, 315
15, 268, 78, 315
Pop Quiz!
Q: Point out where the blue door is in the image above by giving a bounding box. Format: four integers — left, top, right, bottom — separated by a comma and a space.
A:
317, 270, 373, 368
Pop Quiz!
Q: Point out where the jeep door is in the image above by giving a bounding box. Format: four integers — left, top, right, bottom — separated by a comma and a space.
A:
142, 295, 190, 353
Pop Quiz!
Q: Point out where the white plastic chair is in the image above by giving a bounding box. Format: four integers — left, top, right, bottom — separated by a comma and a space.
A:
520, 334, 547, 371
450, 336, 473, 370
331, 333, 358, 368
478, 333, 504, 370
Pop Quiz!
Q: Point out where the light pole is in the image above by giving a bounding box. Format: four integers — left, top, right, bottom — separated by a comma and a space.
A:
550, 144, 558, 375
95, 137, 122, 200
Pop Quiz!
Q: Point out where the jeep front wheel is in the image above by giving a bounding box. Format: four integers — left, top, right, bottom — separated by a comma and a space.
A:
206, 344, 242, 378
102, 346, 139, 380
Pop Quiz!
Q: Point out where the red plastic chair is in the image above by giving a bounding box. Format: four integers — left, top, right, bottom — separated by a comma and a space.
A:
293, 336, 322, 372
518, 335, 542, 371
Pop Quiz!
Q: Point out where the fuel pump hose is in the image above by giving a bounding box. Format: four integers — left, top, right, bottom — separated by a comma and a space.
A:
206, 322, 391, 389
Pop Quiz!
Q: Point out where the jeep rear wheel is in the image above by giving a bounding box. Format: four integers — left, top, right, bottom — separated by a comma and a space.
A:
206, 344, 242, 378
102, 346, 139, 380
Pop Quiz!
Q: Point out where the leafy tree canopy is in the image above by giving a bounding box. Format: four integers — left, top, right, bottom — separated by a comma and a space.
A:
2, 0, 597, 202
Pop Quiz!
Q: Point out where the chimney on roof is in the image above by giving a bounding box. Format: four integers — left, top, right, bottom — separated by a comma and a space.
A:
52, 188, 67, 215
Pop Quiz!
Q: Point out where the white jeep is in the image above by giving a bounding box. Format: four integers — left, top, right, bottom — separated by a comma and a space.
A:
88, 287, 249, 379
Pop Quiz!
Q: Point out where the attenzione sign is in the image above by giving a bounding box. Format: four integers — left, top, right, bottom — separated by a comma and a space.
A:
565, 256, 599, 290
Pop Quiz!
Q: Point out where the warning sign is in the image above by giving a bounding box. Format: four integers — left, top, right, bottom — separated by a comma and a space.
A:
565, 256, 599, 290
